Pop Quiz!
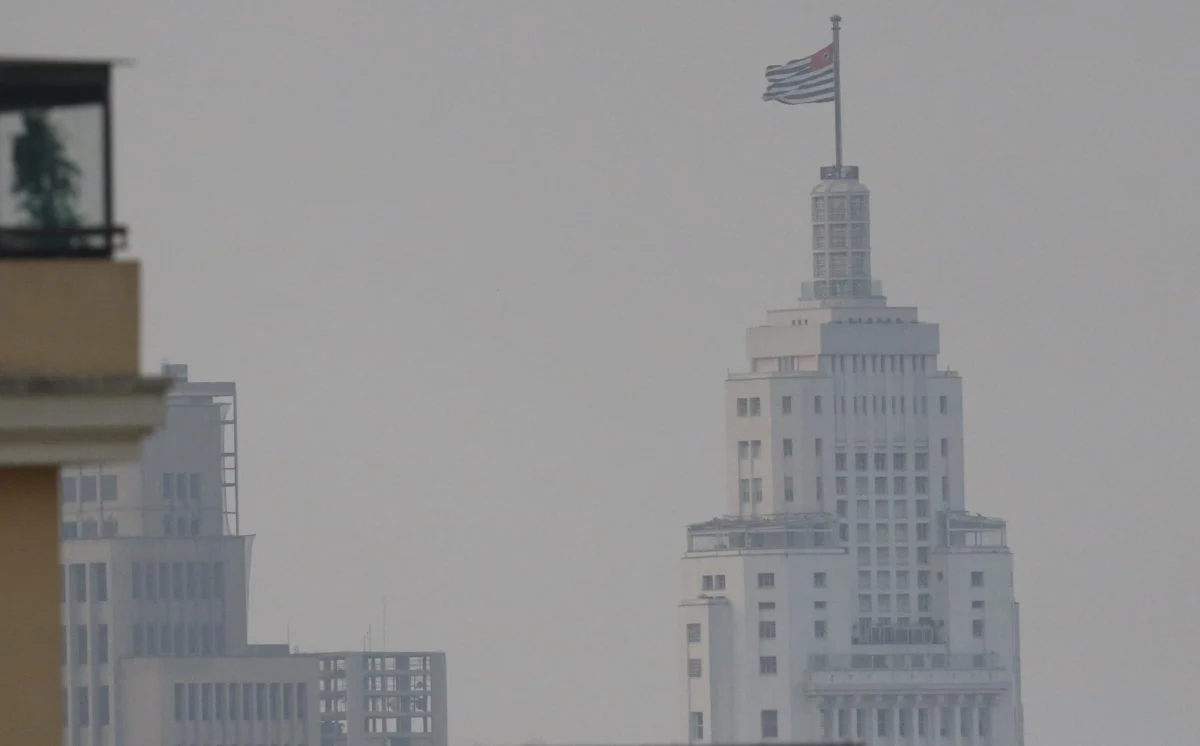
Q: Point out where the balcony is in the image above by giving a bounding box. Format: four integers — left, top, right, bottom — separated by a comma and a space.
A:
0, 59, 125, 258
852, 621, 945, 646
686, 513, 842, 554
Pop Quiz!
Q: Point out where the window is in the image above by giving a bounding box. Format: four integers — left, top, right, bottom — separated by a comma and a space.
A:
877, 570, 892, 590
91, 563, 107, 602
896, 570, 910, 589
814, 395, 823, 414
918, 594, 932, 612
132, 624, 143, 655
749, 397, 761, 416
835, 453, 847, 471
757, 572, 775, 589
177, 473, 189, 500
836, 476, 848, 495
190, 473, 201, 501
174, 683, 185, 721
784, 476, 794, 502
781, 395, 792, 414
894, 499, 908, 518
96, 624, 108, 664
972, 600, 985, 610
855, 453, 868, 471
941, 437, 949, 457
895, 523, 909, 542
690, 712, 704, 740
761, 709, 779, 739
61, 522, 78, 540
917, 546, 930, 564
783, 438, 793, 457
875, 499, 890, 519
751, 440, 762, 458
971, 571, 984, 587
876, 523, 890, 543
856, 523, 869, 543
60, 476, 77, 503
737, 398, 748, 416
858, 570, 871, 589
858, 594, 872, 612
918, 570, 930, 588
73, 624, 88, 663
80, 476, 98, 502
812, 197, 826, 221
739, 479, 750, 503
877, 547, 891, 564
687, 623, 701, 643
878, 594, 892, 612
69, 563, 86, 602
857, 547, 870, 565
714, 574, 726, 590
917, 522, 929, 541
687, 658, 702, 678
916, 499, 929, 517
894, 476, 907, 494
813, 571, 827, 588
896, 546, 909, 564
759, 601, 776, 611
915, 476, 929, 495
942, 476, 950, 498
973, 619, 985, 638
759, 621, 776, 639
856, 476, 869, 495
738, 440, 749, 459
816, 477, 823, 501
875, 476, 888, 494
893, 452, 907, 471
836, 499, 847, 517
939, 395, 948, 414
815, 438, 823, 457
915, 452, 928, 471
76, 686, 90, 726
814, 620, 827, 639
759, 656, 778, 675
874, 452, 887, 471
752, 478, 763, 503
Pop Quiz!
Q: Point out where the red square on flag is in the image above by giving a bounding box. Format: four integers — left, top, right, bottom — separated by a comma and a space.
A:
810, 43, 835, 70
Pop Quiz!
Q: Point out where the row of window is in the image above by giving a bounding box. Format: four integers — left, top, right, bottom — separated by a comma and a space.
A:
163, 472, 204, 500
65, 685, 109, 727
132, 561, 226, 601
64, 623, 108, 665
812, 226, 868, 253
838, 498, 931, 519
163, 512, 204, 537
812, 194, 868, 222
133, 621, 228, 656
829, 354, 934, 376
836, 475, 946, 497
833, 394, 941, 416
60, 474, 117, 503
172, 681, 308, 722
859, 593, 932, 614
851, 522, 931, 543
61, 519, 119, 540
738, 394, 950, 418
319, 656, 435, 673
61, 563, 108, 604
856, 545, 932, 565
837, 451, 932, 471
859, 569, 933, 590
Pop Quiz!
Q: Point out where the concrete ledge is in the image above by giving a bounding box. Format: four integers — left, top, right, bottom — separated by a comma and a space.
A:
0, 376, 169, 466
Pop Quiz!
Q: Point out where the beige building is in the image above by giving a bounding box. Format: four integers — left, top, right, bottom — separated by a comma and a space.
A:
0, 58, 168, 746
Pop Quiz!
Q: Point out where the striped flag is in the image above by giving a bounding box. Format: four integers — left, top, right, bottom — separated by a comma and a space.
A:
763, 43, 836, 105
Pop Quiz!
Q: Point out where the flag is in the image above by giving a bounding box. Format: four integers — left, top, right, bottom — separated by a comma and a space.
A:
762, 43, 836, 105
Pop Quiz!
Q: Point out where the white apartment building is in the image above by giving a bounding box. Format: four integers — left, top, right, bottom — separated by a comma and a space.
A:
59, 363, 320, 746
312, 651, 448, 746
679, 166, 1024, 745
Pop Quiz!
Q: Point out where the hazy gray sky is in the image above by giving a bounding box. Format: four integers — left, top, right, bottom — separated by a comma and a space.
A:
5, 2, 1200, 744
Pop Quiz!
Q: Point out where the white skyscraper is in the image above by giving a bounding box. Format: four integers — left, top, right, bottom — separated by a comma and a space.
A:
60, 363, 319, 746
678, 165, 1024, 745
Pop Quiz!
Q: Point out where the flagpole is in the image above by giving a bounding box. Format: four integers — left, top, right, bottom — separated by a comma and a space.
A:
831, 14, 843, 169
